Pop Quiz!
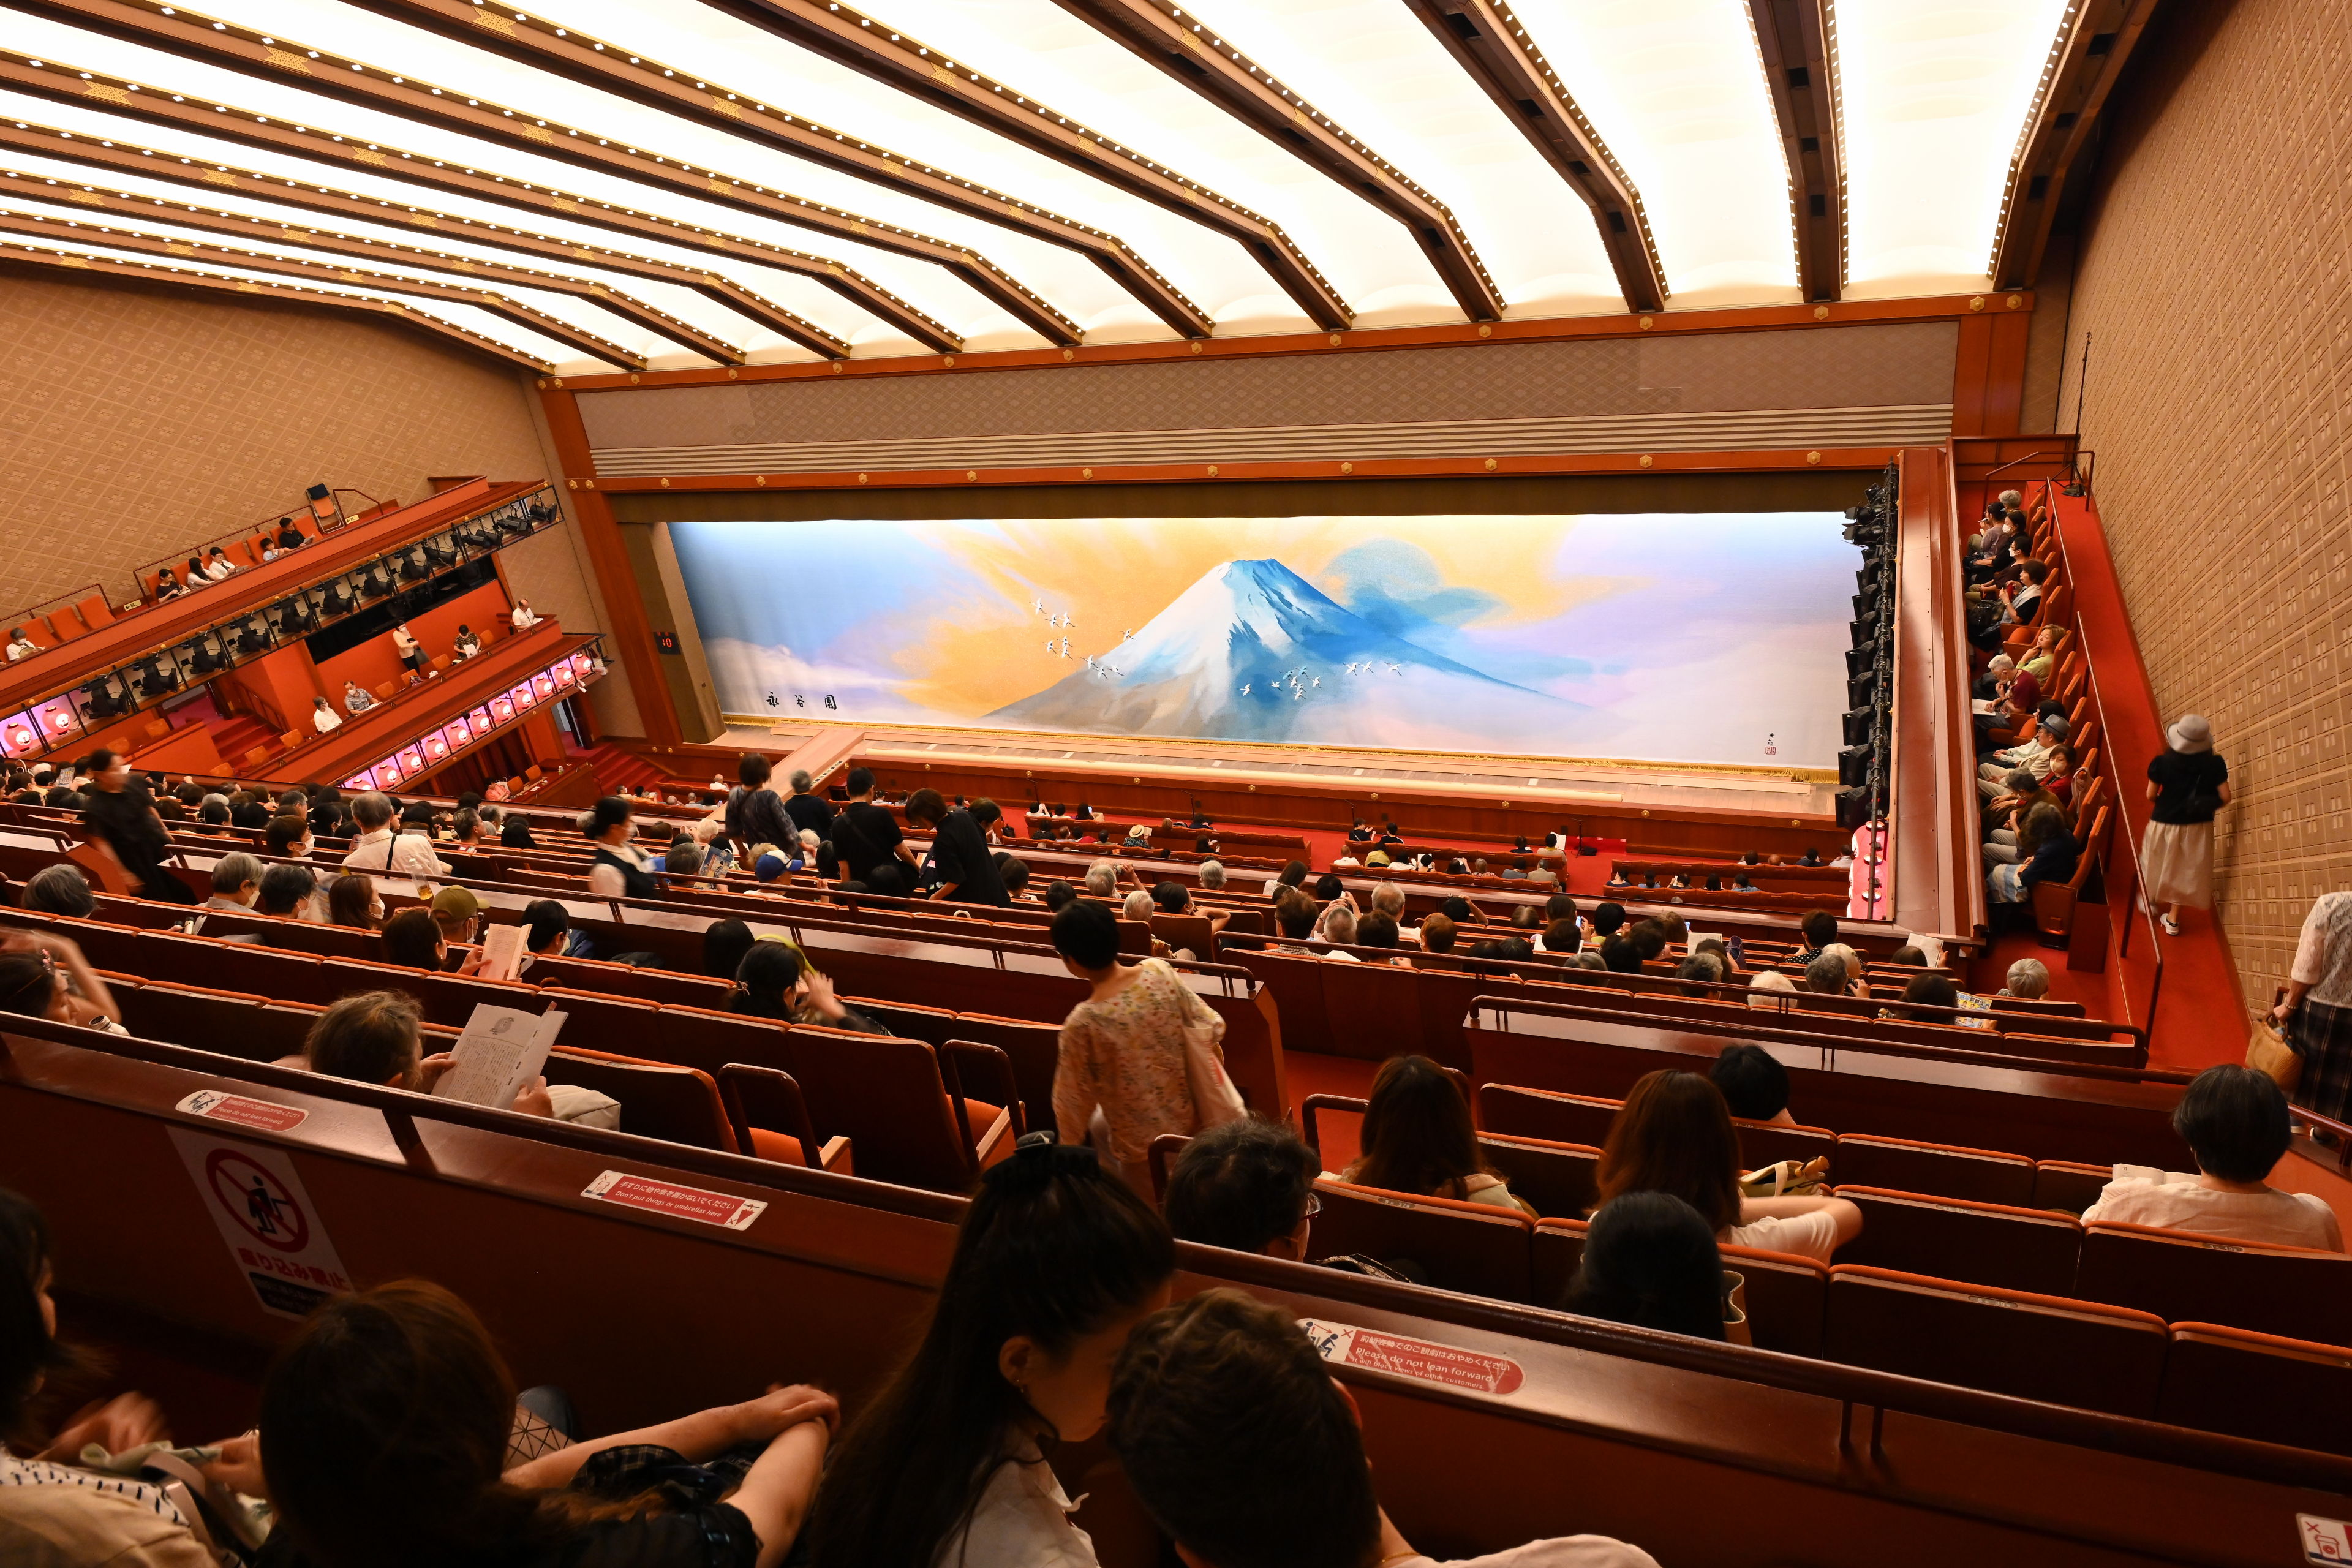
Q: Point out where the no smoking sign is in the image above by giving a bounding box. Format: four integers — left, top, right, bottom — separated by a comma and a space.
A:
170, 1128, 352, 1319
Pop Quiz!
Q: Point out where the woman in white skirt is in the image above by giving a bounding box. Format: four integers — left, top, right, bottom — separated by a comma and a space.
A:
2143, 714, 2231, 937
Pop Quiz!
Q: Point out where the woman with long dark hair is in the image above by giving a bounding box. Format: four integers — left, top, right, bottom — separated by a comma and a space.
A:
1594, 1069, 1860, 1262
802, 1137, 1174, 1568
1562, 1191, 1732, 1340
1340, 1054, 1534, 1216
257, 1280, 833, 1568
327, 871, 382, 930
725, 941, 883, 1033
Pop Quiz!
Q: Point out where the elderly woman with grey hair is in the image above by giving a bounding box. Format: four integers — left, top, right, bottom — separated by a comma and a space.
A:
1196, 858, 1227, 890
2000, 957, 2052, 999
1086, 859, 1121, 897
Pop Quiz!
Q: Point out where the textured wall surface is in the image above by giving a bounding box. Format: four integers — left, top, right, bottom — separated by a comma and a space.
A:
0, 271, 551, 609
2058, 0, 2336, 1001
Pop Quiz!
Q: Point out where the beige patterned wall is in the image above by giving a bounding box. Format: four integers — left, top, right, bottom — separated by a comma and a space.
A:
0, 269, 550, 608
2058, 0, 2339, 1003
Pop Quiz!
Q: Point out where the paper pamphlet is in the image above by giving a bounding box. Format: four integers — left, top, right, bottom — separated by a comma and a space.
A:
477, 922, 526, 985
432, 1003, 564, 1109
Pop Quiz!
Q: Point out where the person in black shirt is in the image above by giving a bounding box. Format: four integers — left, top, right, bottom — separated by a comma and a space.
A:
275, 516, 306, 550
80, 748, 194, 903
782, 768, 835, 839
830, 767, 908, 884
907, 787, 1009, 907
726, 753, 796, 862
1346, 818, 1371, 842
2144, 714, 2231, 936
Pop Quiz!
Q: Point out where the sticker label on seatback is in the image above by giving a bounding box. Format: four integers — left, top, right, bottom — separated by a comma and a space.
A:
2302, 1515, 2351, 1564
1300, 1317, 1525, 1395
581, 1170, 766, 1231
176, 1088, 308, 1133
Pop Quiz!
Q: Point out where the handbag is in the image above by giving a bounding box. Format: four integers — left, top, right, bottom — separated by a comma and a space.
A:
2248, 1014, 2302, 1091
1182, 1017, 1246, 1132
1721, 1270, 1753, 1349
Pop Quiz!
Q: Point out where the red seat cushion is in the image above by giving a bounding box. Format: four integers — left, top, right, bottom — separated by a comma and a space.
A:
746, 1127, 806, 1166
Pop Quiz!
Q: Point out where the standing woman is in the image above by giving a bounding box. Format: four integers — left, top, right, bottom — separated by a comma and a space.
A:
391, 622, 424, 677
2274, 891, 2352, 1133
2144, 714, 2232, 937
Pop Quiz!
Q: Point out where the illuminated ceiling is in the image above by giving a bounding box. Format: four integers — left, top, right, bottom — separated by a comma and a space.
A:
0, 0, 2118, 373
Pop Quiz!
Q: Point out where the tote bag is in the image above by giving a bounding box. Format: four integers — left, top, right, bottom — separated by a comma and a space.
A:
1183, 1018, 1247, 1131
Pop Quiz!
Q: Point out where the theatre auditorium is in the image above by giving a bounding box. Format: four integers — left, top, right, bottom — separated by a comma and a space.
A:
0, 2, 2340, 1566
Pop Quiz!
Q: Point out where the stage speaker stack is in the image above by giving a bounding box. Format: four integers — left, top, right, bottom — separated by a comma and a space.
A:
1835, 785, 1874, 829
1838, 745, 1872, 786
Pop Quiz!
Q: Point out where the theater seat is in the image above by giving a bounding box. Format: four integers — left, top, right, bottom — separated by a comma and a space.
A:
2031, 1160, 2113, 1214
1835, 1186, 2081, 1296
716, 1064, 850, 1172
1824, 1265, 2166, 1417
1474, 1133, 1600, 1221
1311, 1178, 1534, 1303
1531, 1216, 1585, 1305
2076, 1221, 2352, 1346
945, 1012, 1063, 1137
542, 1045, 736, 1152
1476, 1084, 1616, 1147
113, 982, 275, 1063
1831, 1134, 2036, 1207
1721, 1245, 1830, 1359
2157, 1322, 2352, 1455
1148, 1133, 1191, 1204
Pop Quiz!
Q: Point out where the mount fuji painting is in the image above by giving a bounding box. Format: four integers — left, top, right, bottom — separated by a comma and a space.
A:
989, 558, 1594, 749
670, 511, 1856, 767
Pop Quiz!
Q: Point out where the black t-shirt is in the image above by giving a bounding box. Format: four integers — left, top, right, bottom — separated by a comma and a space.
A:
832, 801, 903, 881
783, 792, 835, 839
928, 810, 1010, 906
255, 1504, 756, 1568
2148, 749, 2229, 824
83, 780, 165, 865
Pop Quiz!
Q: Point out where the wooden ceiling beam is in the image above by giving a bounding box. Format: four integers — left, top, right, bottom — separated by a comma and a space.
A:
703, 0, 1353, 330
0, 165, 741, 362
1749, 0, 1843, 302
1055, 0, 1504, 322
0, 236, 552, 369
0, 118, 844, 358
346, 0, 1213, 341
1, 5, 989, 348
0, 203, 646, 368
1991, 0, 2162, 291
1400, 0, 1665, 314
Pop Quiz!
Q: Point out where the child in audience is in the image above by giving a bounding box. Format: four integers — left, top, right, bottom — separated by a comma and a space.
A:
257, 1280, 834, 1568
1564, 1192, 1735, 1341
1107, 1289, 1661, 1568
803, 1136, 1175, 1568
1164, 1117, 1320, 1260
0, 931, 123, 1033
1, 1188, 260, 1567
1595, 1070, 1860, 1262
1340, 1055, 1535, 1216
1052, 901, 1231, 1193
2082, 1065, 2342, 1250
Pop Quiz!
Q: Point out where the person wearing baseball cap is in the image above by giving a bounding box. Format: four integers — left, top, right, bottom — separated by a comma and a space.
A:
429, 884, 482, 968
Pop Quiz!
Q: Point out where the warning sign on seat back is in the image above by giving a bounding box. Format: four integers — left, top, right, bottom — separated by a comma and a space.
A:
176, 1088, 308, 1133
1300, 1318, 1525, 1395
582, 1170, 766, 1231
170, 1128, 352, 1320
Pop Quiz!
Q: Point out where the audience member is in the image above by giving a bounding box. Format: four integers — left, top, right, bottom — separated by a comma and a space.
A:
1789, 910, 1837, 968
1563, 1192, 1733, 1341
1988, 802, 2076, 911
1416, 912, 1457, 958
265, 813, 313, 861
1893, 971, 1960, 1022
328, 872, 383, 930
1163, 1117, 1319, 1260
728, 941, 881, 1033
303, 990, 545, 1114
1050, 900, 1231, 1193
1626, 921, 1668, 963
1709, 1044, 1793, 1125
1043, 880, 1076, 913
341, 791, 450, 878
1595, 1070, 1860, 1262
2143, 714, 2231, 936
2081, 1065, 2340, 1250
20, 864, 95, 918
1801, 951, 1852, 998
1106, 1289, 1661, 1568
382, 907, 479, 975
803, 1137, 1174, 1568
258, 1279, 832, 1568
255, 863, 320, 920
703, 918, 755, 980
0, 932, 122, 1031
908, 788, 1011, 907
1599, 935, 1640, 973
205, 851, 263, 911
1340, 1055, 1535, 1216
78, 750, 194, 903
1999, 957, 2052, 999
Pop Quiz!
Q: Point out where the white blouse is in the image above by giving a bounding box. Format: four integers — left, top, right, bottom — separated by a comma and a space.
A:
932, 1442, 1096, 1568
2291, 892, 2352, 1008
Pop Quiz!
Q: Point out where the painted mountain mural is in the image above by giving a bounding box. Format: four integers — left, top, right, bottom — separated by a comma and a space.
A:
988, 558, 1604, 750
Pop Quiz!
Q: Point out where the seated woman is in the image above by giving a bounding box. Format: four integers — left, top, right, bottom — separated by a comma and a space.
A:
1888, 970, 1961, 1022
803, 1137, 1174, 1568
726, 941, 884, 1033
257, 1279, 833, 1568
1562, 1191, 1736, 1341
1, 1188, 259, 1567
1989, 802, 2078, 912
0, 932, 123, 1033
1594, 1069, 1861, 1262
327, 872, 383, 930
2082, 1064, 2341, 1250
1339, 1054, 1536, 1217
514, 900, 578, 973
381, 907, 482, 976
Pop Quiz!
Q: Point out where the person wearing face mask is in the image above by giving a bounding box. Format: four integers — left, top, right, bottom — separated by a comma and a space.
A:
583, 796, 657, 899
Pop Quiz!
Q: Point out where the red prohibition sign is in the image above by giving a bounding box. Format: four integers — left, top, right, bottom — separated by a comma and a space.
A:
203, 1150, 309, 1254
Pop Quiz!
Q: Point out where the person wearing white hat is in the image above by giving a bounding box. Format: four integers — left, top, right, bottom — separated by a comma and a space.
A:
2144, 714, 2230, 937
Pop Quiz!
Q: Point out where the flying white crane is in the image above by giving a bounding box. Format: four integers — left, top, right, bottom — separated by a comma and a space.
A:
1241, 682, 1252, 696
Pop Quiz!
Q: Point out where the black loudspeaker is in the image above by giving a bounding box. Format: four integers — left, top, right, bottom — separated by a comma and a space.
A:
1849, 616, 1880, 646
1836, 785, 1874, 829
1853, 593, 1872, 619
1843, 707, 1875, 747
1847, 674, 1878, 710
1845, 646, 1877, 679
1839, 745, 1871, 786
